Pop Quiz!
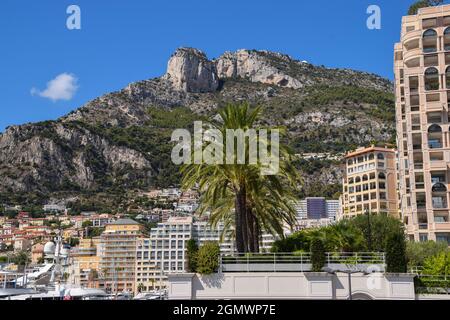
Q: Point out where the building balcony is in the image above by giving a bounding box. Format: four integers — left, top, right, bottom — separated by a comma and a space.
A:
402, 29, 422, 43
403, 46, 422, 62
433, 222, 450, 231
425, 101, 446, 112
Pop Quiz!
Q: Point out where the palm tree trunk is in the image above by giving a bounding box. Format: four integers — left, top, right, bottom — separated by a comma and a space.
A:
245, 208, 254, 253
245, 206, 260, 253
235, 186, 247, 253
253, 216, 260, 253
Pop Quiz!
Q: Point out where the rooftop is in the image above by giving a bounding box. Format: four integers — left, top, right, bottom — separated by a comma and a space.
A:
345, 146, 395, 159
107, 218, 140, 226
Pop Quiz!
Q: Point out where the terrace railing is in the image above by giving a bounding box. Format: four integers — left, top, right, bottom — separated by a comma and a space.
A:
219, 252, 385, 273
415, 274, 450, 295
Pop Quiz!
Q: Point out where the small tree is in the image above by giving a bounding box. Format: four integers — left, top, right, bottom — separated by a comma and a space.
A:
310, 239, 326, 272
12, 250, 31, 271
196, 242, 220, 275
82, 220, 93, 228
385, 233, 407, 273
186, 239, 199, 272
408, 0, 443, 15
406, 241, 448, 268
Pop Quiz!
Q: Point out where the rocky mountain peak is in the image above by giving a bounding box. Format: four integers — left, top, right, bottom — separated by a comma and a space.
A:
164, 47, 219, 93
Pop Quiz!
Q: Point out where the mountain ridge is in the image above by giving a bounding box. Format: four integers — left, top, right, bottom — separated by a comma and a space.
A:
0, 48, 395, 204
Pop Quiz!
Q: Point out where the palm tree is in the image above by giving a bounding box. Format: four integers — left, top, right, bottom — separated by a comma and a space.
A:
181, 102, 300, 253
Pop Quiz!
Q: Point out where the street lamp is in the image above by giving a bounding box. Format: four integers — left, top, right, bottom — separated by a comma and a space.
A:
324, 267, 365, 300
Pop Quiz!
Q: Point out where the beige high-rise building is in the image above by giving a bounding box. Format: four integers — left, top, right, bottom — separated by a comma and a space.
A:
99, 219, 143, 294
342, 146, 398, 218
394, 5, 450, 244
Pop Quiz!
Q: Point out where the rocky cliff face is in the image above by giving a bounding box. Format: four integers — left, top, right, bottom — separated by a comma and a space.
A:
0, 122, 153, 193
0, 47, 395, 199
215, 50, 304, 89
164, 48, 219, 93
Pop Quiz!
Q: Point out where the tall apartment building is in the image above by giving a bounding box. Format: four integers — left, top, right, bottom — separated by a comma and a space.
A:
394, 5, 450, 244
342, 146, 398, 218
99, 219, 143, 294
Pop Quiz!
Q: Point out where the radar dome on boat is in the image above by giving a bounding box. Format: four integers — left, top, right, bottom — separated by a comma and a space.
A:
44, 242, 55, 255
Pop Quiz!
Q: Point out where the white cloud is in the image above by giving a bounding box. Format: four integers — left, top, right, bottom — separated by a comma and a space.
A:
31, 73, 78, 102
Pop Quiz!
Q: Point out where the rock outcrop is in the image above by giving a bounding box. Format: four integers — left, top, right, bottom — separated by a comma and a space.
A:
215, 50, 304, 89
164, 48, 219, 93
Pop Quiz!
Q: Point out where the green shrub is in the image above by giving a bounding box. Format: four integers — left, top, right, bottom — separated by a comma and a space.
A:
385, 233, 407, 273
196, 242, 221, 275
422, 252, 450, 276
310, 239, 326, 272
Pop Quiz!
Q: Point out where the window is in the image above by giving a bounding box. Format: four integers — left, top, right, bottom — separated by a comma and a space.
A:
427, 112, 442, 124
423, 19, 437, 29
424, 54, 438, 67
377, 153, 385, 160
432, 182, 447, 193
445, 27, 450, 51
425, 67, 440, 91
423, 29, 438, 53
446, 67, 450, 89
430, 152, 444, 161
378, 172, 386, 180
436, 233, 450, 245
428, 124, 443, 149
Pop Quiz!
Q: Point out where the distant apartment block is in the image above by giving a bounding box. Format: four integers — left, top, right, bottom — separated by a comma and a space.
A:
295, 198, 340, 220
99, 219, 144, 293
69, 238, 101, 288
342, 146, 398, 218
394, 5, 450, 244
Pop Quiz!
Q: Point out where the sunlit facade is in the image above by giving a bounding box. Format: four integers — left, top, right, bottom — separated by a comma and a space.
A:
394, 5, 450, 244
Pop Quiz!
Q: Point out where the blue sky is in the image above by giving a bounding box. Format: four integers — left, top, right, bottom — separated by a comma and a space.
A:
0, 0, 420, 132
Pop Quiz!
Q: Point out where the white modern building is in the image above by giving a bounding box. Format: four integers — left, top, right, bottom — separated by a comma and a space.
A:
134, 217, 276, 291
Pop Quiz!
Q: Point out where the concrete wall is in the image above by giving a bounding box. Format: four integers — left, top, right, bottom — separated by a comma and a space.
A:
167, 272, 416, 300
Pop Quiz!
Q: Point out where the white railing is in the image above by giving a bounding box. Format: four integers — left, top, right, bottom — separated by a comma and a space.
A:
219, 252, 385, 273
